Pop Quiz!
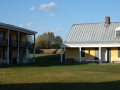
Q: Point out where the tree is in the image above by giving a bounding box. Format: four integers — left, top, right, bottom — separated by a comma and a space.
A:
52, 36, 62, 49
28, 35, 33, 43
35, 34, 46, 49
35, 32, 62, 49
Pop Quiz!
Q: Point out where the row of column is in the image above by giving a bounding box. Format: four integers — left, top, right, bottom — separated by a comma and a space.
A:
6, 29, 36, 64
60, 47, 101, 63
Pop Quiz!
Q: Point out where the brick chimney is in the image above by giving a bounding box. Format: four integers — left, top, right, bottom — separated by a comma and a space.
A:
105, 16, 110, 24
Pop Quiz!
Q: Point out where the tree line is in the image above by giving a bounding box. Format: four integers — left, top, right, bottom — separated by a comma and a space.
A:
29, 32, 62, 49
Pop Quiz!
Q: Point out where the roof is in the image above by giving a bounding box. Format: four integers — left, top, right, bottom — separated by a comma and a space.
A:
0, 22, 37, 35
64, 22, 120, 44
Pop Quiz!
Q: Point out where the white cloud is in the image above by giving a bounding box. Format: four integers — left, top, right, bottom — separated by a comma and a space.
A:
39, 2, 57, 11
27, 22, 32, 26
43, 29, 48, 32
33, 16, 36, 18
30, 7, 35, 10
50, 14, 55, 16
19, 24, 23, 27
41, 22, 48, 25
52, 28, 61, 33
30, 2, 57, 11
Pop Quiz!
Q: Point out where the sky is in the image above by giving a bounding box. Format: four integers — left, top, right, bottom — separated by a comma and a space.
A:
0, 0, 120, 41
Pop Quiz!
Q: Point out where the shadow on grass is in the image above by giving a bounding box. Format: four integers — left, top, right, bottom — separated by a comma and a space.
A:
0, 80, 120, 90
0, 54, 87, 68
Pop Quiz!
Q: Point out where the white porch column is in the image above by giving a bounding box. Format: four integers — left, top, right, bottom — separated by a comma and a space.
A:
99, 47, 101, 63
79, 47, 81, 62
7, 29, 10, 64
33, 34, 36, 62
26, 34, 28, 63
17, 32, 19, 64
60, 46, 63, 63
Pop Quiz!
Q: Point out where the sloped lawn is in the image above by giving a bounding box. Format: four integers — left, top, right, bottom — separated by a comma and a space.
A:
0, 54, 120, 90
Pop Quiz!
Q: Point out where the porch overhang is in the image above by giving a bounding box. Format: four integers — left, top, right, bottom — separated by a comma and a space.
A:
0, 22, 37, 35
61, 43, 120, 48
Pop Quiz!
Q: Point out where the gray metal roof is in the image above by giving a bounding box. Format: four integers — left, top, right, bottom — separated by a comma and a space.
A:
0, 22, 37, 35
64, 22, 120, 44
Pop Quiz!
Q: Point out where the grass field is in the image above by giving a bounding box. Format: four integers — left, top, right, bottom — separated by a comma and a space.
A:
0, 54, 120, 90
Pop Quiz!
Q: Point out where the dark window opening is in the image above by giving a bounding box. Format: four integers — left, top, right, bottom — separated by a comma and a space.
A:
81, 48, 85, 57
0, 32, 4, 40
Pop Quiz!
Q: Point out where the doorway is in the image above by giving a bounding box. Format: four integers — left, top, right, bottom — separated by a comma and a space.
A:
106, 48, 111, 63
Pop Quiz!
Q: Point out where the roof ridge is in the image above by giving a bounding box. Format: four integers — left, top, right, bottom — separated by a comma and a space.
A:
73, 22, 120, 25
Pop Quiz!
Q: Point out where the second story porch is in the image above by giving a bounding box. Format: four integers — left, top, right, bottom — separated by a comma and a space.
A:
0, 23, 37, 48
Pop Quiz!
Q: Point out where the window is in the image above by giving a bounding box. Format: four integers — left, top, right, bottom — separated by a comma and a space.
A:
0, 49, 3, 59
81, 48, 85, 57
0, 32, 3, 40
116, 31, 120, 37
115, 27, 120, 37
118, 47, 120, 57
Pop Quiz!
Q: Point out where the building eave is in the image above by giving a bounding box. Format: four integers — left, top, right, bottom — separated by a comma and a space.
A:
0, 22, 37, 35
61, 43, 120, 48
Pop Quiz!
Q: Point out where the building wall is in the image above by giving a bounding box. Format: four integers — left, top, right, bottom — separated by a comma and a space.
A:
65, 48, 79, 61
10, 48, 17, 58
20, 32, 26, 41
82, 48, 95, 60
9, 31, 17, 40
111, 47, 120, 61
8, 48, 26, 63
0, 28, 26, 41
0, 28, 27, 63
65, 48, 95, 61
19, 49, 26, 58
65, 47, 120, 62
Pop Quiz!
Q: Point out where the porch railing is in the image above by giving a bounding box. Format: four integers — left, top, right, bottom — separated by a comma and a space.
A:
0, 39, 8, 46
9, 40, 17, 47
0, 39, 35, 48
19, 41, 26, 48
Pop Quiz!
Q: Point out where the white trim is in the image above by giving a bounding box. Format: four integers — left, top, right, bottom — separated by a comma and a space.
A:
115, 27, 120, 37
79, 47, 81, 62
115, 27, 120, 30
61, 44, 120, 48
99, 47, 101, 63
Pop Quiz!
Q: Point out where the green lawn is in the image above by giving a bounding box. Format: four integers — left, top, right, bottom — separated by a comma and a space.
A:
0, 54, 120, 90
